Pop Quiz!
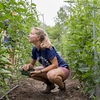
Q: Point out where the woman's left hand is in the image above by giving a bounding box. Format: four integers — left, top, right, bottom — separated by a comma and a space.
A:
30, 71, 41, 77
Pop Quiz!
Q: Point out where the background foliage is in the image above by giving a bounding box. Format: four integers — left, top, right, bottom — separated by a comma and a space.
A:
55, 0, 100, 99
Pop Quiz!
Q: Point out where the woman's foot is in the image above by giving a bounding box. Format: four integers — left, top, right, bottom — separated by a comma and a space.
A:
55, 83, 66, 100
42, 83, 55, 94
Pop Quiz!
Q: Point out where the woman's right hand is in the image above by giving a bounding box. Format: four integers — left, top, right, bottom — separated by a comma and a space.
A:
22, 64, 30, 71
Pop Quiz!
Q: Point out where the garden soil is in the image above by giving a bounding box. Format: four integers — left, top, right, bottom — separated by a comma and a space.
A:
0, 74, 92, 100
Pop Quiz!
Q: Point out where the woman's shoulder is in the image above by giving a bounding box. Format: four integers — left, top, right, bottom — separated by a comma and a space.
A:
43, 46, 54, 51
42, 46, 57, 54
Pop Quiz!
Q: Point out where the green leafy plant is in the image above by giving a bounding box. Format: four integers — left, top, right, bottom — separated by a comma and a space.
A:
0, 0, 39, 99
64, 0, 100, 99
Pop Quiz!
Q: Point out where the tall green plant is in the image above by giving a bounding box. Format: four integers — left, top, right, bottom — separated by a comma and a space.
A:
65, 0, 100, 99
0, 0, 39, 99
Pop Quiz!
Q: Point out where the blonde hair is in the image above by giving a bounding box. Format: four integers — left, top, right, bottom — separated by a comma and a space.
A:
33, 27, 52, 49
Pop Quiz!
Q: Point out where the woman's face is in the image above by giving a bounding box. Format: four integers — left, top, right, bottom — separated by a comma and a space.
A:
28, 29, 40, 43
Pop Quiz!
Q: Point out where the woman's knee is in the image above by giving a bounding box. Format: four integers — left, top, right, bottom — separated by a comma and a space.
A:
59, 67, 70, 80
47, 70, 57, 81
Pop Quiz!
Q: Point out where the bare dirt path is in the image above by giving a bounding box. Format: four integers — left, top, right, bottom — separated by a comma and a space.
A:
1, 75, 91, 100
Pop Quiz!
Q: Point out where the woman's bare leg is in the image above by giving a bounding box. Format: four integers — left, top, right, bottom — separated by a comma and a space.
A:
47, 67, 70, 88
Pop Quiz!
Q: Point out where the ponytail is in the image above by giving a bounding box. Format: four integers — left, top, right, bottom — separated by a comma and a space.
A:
40, 33, 52, 49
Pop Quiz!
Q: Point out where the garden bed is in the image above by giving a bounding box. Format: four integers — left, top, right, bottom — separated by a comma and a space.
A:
0, 75, 91, 100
